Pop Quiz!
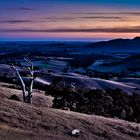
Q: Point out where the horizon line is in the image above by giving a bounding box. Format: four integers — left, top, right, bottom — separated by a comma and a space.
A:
0, 36, 138, 42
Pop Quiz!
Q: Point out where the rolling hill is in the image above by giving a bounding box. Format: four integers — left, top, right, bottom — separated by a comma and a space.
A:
86, 37, 140, 53
0, 82, 140, 140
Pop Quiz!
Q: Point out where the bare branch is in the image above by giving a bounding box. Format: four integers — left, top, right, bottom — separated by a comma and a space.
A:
24, 56, 34, 71
11, 57, 35, 103
11, 64, 26, 102
24, 57, 34, 103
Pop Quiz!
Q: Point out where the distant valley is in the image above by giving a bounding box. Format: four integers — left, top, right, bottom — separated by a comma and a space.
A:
0, 37, 140, 93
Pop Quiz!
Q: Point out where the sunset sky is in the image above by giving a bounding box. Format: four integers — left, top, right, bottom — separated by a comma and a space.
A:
0, 0, 140, 41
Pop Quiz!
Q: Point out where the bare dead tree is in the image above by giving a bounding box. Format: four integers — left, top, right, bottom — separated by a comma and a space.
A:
11, 57, 34, 103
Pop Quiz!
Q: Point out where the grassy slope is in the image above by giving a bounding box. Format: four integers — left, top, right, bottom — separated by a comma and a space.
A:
0, 83, 140, 140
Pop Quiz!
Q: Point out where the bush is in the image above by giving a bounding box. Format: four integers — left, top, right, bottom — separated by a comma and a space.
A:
46, 84, 140, 123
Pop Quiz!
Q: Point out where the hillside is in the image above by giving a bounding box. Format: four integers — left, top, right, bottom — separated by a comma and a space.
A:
37, 73, 140, 94
1, 64, 140, 94
86, 37, 140, 53
0, 82, 140, 140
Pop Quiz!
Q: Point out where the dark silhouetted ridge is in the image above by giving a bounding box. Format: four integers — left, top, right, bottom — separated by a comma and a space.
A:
86, 37, 140, 51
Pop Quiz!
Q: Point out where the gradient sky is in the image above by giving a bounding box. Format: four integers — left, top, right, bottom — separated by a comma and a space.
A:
0, 0, 140, 41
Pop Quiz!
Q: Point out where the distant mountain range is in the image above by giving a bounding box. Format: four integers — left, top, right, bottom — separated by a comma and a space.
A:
86, 37, 140, 53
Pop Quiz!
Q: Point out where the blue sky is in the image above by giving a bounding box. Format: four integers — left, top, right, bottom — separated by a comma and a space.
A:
0, 0, 140, 41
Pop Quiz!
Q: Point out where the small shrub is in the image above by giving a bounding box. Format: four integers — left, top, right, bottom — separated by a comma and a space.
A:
9, 94, 21, 101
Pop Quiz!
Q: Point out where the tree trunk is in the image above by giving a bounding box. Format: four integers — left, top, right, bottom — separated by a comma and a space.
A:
15, 69, 26, 102
27, 77, 34, 103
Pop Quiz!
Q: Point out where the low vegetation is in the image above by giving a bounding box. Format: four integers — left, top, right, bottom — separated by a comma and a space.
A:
46, 79, 140, 123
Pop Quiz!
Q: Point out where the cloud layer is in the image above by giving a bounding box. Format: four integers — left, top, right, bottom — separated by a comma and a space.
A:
0, 25, 140, 33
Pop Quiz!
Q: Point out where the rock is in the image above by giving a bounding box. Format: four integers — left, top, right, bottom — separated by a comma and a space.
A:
61, 107, 70, 111
70, 129, 80, 137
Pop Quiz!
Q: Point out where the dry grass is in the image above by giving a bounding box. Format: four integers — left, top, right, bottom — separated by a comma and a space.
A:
0, 82, 140, 140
